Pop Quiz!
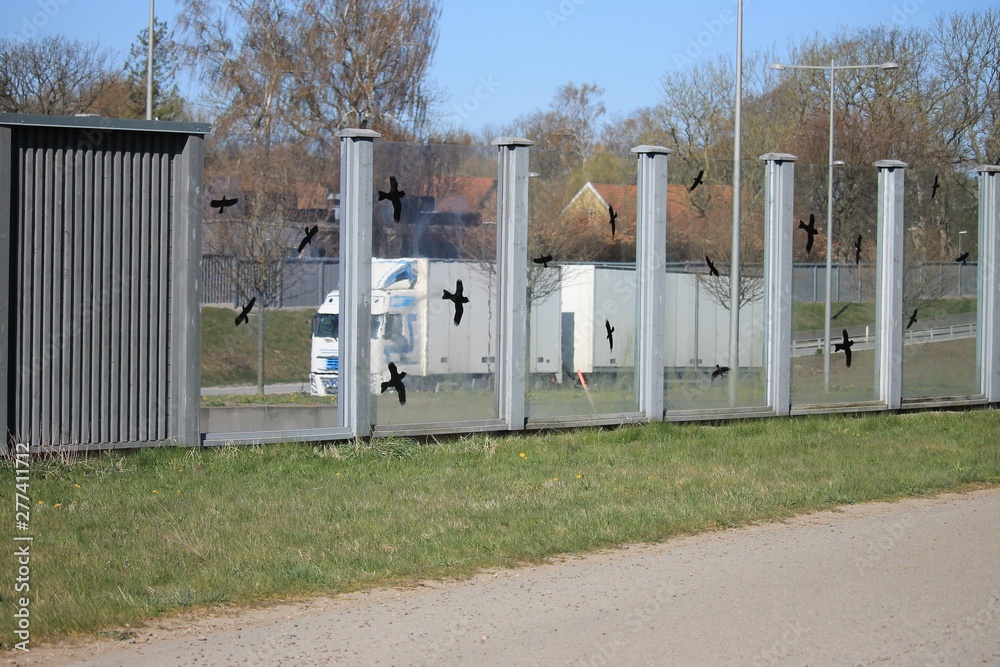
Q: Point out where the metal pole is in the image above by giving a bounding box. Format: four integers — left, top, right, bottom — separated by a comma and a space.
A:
823, 59, 835, 393
728, 0, 743, 405
146, 0, 154, 120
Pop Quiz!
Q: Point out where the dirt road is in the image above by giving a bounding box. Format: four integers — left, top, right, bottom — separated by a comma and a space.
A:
16, 488, 1000, 666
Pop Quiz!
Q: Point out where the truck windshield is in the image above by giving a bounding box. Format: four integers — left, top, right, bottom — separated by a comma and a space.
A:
312, 314, 338, 339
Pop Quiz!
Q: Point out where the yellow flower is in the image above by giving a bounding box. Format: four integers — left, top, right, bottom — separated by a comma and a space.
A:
177, 490, 182, 494
553, 477, 559, 482
335, 471, 341, 477
73, 483, 81, 488
519, 452, 526, 458
152, 490, 159, 494
576, 474, 582, 479
37, 500, 43, 505
54, 503, 62, 508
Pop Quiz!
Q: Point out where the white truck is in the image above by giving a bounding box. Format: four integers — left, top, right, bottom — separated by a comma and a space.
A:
310, 258, 562, 396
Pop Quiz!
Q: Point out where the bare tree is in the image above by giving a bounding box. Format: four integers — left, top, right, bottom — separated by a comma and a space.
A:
0, 36, 119, 115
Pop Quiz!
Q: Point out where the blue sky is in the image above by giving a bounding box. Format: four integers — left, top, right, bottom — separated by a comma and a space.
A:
6, 0, 993, 130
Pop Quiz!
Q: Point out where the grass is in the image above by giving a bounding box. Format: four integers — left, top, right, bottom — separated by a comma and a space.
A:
792, 297, 976, 332
2, 409, 999, 647
201, 306, 314, 387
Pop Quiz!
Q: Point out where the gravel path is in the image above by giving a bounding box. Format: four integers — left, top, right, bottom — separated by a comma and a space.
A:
14, 488, 1000, 666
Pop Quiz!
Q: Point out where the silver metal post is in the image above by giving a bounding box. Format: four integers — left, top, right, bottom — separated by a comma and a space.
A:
823, 60, 835, 392
146, 0, 154, 121
728, 0, 743, 406
337, 129, 380, 437
761, 153, 797, 415
633, 144, 673, 420
493, 137, 533, 431
875, 160, 907, 409
977, 165, 1000, 402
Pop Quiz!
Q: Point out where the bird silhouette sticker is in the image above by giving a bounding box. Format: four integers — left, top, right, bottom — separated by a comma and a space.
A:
381, 361, 407, 405
906, 309, 918, 330
688, 169, 704, 192
297, 225, 319, 253
931, 173, 940, 199
854, 234, 863, 265
834, 329, 855, 368
533, 254, 554, 268
210, 195, 239, 214
705, 255, 720, 277
235, 296, 256, 326
608, 204, 618, 237
956, 252, 969, 265
799, 213, 818, 255
378, 175, 406, 223
442, 279, 469, 326
605, 319, 615, 350
711, 364, 730, 381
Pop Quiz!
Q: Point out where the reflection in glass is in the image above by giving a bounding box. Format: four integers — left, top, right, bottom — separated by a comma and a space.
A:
371, 142, 499, 426
901, 168, 980, 399
664, 158, 767, 411
199, 138, 343, 434
525, 151, 639, 419
789, 163, 879, 404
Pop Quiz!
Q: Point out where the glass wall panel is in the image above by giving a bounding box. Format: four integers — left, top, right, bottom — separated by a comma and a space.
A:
901, 167, 980, 398
200, 140, 343, 435
370, 142, 499, 426
664, 158, 767, 411
790, 163, 879, 404
524, 150, 639, 419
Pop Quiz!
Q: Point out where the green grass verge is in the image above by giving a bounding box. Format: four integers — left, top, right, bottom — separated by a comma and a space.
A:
2, 409, 999, 646
201, 307, 313, 387
792, 297, 976, 332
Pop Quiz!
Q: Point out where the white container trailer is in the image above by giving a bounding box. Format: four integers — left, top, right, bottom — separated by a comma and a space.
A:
664, 272, 765, 370
560, 264, 638, 374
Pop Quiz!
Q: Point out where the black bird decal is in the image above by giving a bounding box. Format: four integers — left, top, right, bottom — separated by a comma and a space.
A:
533, 254, 554, 268
378, 175, 406, 223
210, 195, 239, 214
297, 225, 319, 253
605, 319, 615, 351
931, 173, 940, 199
834, 328, 855, 368
956, 252, 969, 265
380, 361, 407, 405
854, 234, 863, 266
235, 296, 256, 327
608, 204, 618, 237
798, 213, 818, 255
711, 364, 730, 381
906, 309, 918, 330
705, 255, 720, 277
688, 169, 704, 192
442, 279, 469, 326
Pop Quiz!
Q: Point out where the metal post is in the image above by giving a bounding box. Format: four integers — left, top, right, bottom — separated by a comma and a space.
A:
146, 0, 154, 121
875, 159, 907, 409
0, 126, 10, 453
958, 230, 967, 297
633, 145, 673, 420
493, 137, 533, 430
728, 0, 744, 406
823, 60, 835, 393
761, 153, 797, 415
978, 165, 1000, 402
337, 129, 380, 437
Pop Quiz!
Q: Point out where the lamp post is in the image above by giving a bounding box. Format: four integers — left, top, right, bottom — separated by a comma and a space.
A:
729, 0, 743, 406
769, 59, 899, 392
958, 230, 968, 297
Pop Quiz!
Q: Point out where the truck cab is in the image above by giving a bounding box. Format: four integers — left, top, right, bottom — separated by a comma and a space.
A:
309, 290, 391, 396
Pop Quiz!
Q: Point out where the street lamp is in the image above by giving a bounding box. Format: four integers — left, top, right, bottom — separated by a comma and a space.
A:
769, 59, 899, 392
958, 230, 968, 297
